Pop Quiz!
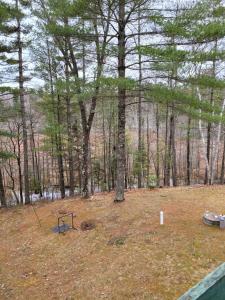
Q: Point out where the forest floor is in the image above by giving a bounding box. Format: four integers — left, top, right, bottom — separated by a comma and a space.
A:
1, 186, 225, 299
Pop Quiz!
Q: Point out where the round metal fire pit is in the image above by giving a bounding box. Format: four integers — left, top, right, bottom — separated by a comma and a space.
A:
203, 212, 222, 226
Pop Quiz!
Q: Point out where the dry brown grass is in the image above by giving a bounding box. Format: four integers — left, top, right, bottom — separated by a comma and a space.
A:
1, 186, 225, 299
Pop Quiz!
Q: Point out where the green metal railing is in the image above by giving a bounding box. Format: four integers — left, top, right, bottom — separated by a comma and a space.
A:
178, 263, 225, 300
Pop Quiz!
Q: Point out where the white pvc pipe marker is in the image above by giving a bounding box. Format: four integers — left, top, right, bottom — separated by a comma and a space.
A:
160, 211, 164, 225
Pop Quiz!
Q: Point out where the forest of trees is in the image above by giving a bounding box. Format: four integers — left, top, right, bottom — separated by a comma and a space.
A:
1, 0, 225, 206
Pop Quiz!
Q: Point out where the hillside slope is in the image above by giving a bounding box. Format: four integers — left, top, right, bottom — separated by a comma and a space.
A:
1, 186, 225, 299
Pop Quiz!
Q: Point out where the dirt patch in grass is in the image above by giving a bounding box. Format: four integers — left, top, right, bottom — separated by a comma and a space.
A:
80, 219, 96, 231
1, 186, 225, 299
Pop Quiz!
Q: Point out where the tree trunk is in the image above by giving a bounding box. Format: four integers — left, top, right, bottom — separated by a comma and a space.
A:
0, 168, 6, 207
211, 98, 225, 184
205, 40, 217, 184
186, 117, 191, 185
107, 106, 112, 192
73, 121, 81, 193
115, 0, 126, 202
220, 129, 225, 184
204, 121, 211, 184
102, 102, 107, 191
146, 112, 150, 187
82, 129, 90, 198
197, 87, 211, 183
16, 0, 30, 204
65, 44, 75, 197
56, 95, 65, 199
16, 124, 23, 203
125, 149, 128, 190
30, 117, 42, 196
164, 102, 170, 186
170, 108, 177, 186
156, 104, 160, 186
137, 9, 142, 189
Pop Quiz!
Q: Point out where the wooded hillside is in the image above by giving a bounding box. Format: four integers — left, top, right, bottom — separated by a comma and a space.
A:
1, 0, 225, 205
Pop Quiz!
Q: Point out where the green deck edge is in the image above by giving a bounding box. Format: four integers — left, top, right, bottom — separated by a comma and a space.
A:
178, 262, 225, 300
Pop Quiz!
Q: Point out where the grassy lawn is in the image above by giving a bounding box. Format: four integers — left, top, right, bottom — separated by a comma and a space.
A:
1, 186, 225, 299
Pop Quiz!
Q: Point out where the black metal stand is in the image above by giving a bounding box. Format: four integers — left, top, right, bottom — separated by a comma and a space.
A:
57, 212, 77, 233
